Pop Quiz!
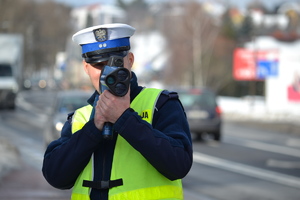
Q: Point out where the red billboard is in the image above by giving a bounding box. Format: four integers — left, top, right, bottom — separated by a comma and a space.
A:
233, 48, 257, 80
233, 48, 279, 81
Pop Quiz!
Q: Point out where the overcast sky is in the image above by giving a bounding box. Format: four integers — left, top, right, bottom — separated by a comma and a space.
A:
55, 0, 291, 9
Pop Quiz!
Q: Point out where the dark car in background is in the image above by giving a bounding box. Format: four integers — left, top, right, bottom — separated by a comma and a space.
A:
177, 88, 222, 141
43, 90, 92, 147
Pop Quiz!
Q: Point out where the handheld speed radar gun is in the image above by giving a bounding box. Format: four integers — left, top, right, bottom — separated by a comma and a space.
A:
99, 56, 131, 139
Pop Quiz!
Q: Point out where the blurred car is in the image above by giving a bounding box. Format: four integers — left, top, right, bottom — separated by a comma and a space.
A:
177, 88, 222, 141
43, 90, 92, 147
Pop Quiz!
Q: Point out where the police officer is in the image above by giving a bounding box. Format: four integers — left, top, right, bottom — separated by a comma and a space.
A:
42, 23, 193, 200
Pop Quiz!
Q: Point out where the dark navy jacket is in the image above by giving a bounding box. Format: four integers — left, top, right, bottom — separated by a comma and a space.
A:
42, 72, 193, 200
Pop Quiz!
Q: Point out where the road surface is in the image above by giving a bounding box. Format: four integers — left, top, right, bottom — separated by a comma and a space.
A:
0, 90, 300, 200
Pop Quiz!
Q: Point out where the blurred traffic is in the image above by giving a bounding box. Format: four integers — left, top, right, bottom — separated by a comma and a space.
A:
43, 90, 91, 147
178, 88, 222, 141
0, 34, 22, 109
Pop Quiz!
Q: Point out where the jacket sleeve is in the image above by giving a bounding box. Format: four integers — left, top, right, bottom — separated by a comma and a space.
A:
113, 94, 193, 181
42, 119, 103, 189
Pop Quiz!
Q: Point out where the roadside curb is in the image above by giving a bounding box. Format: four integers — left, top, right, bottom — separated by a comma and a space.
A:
0, 137, 21, 181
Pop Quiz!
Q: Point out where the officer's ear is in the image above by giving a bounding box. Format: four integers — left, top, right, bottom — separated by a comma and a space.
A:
83, 60, 89, 74
127, 52, 134, 69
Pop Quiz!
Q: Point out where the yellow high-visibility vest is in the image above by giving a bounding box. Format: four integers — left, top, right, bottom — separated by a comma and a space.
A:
71, 88, 183, 200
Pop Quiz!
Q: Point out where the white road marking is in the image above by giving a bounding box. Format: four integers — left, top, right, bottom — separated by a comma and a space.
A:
0, 123, 44, 169
193, 152, 300, 189
16, 95, 48, 118
286, 138, 300, 148
266, 159, 300, 169
225, 138, 300, 158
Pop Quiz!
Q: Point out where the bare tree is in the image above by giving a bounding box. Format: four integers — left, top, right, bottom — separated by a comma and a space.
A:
117, 0, 153, 31
162, 1, 221, 89
0, 0, 73, 77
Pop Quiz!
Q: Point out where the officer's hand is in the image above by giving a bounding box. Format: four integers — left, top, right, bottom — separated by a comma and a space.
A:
94, 88, 130, 130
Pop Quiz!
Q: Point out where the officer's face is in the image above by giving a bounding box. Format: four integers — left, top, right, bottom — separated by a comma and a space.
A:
83, 52, 134, 93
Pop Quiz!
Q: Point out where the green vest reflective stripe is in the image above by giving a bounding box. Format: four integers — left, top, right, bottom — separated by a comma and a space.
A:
71, 88, 183, 200
72, 104, 93, 133
71, 105, 94, 200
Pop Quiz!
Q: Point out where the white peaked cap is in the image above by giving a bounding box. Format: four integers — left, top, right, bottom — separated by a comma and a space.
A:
72, 23, 135, 45
71, 23, 135, 63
